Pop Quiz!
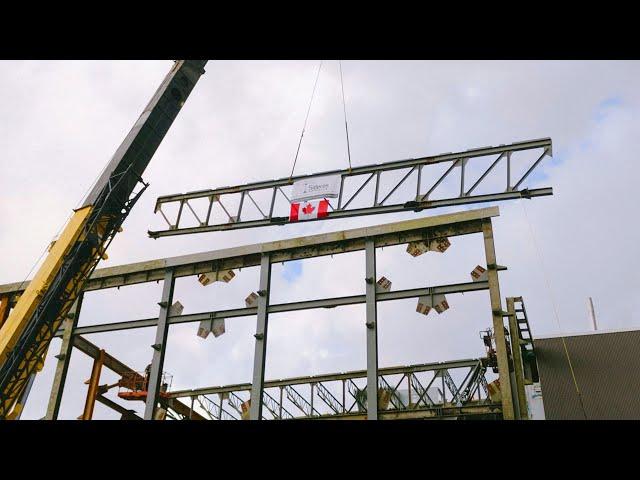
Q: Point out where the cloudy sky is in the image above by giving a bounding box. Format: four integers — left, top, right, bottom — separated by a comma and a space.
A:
1, 60, 638, 419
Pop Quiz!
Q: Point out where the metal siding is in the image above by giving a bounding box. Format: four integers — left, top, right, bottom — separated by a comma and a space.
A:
536, 331, 640, 420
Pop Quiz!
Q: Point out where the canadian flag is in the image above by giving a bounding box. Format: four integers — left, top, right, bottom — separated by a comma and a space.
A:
289, 199, 329, 222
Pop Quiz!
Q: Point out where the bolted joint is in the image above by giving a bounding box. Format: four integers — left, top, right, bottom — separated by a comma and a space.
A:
54, 353, 66, 361
151, 343, 162, 351
366, 321, 375, 329
365, 277, 374, 284
257, 289, 267, 297
254, 333, 264, 340
158, 301, 169, 308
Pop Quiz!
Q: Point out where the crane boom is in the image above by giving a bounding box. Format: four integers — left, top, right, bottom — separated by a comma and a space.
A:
0, 60, 208, 418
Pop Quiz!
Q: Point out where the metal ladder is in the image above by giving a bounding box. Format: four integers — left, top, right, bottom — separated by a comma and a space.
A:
513, 296, 538, 383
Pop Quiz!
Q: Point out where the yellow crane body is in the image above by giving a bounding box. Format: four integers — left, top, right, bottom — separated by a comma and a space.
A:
0, 206, 92, 365
0, 60, 208, 419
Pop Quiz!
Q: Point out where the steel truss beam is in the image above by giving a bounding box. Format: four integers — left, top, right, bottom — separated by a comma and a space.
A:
170, 359, 496, 420
148, 138, 552, 237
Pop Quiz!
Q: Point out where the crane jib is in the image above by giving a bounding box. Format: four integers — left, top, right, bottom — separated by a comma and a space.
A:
0, 60, 208, 419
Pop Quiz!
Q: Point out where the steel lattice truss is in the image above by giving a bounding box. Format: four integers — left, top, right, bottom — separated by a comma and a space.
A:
149, 138, 552, 238
169, 359, 500, 420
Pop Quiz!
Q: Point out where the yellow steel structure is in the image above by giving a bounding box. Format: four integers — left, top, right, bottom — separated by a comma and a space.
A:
0, 206, 91, 365
0, 60, 208, 419
0, 207, 93, 416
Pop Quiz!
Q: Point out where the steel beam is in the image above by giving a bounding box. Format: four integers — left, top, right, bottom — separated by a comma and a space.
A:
61, 280, 489, 337
168, 359, 493, 420
45, 295, 83, 420
72, 336, 144, 384
0, 207, 499, 302
70, 334, 204, 420
148, 138, 552, 237
144, 269, 175, 420
170, 359, 481, 398
150, 189, 551, 237
95, 394, 141, 420
365, 239, 378, 419
481, 219, 515, 419
320, 403, 502, 420
249, 254, 271, 420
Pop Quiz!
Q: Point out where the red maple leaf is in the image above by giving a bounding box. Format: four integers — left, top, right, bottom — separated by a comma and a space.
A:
302, 203, 315, 215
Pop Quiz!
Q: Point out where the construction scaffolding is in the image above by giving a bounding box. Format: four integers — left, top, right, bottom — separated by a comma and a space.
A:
0, 206, 536, 420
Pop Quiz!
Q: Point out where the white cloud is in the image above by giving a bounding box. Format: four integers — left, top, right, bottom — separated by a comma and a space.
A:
0, 60, 637, 419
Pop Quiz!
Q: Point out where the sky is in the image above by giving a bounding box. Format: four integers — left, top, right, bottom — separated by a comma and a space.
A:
0, 60, 638, 419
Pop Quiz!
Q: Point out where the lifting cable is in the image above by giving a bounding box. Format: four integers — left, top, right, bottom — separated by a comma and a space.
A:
519, 199, 588, 420
339, 60, 353, 172
289, 61, 323, 180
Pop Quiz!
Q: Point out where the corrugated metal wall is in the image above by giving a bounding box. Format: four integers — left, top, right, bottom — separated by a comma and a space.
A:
536, 330, 640, 420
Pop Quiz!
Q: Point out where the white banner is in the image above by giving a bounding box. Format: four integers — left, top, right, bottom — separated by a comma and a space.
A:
291, 175, 341, 202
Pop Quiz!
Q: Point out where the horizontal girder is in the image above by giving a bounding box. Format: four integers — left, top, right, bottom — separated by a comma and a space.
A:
148, 138, 551, 237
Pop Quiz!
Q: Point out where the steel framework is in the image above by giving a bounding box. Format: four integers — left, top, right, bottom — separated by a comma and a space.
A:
0, 206, 525, 420
169, 358, 499, 420
148, 138, 552, 237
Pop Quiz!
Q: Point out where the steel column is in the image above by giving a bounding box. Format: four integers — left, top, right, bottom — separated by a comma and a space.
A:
12, 373, 36, 420
144, 269, 175, 420
249, 254, 272, 420
45, 295, 83, 420
507, 297, 528, 419
365, 239, 379, 419
481, 219, 515, 420
81, 349, 104, 420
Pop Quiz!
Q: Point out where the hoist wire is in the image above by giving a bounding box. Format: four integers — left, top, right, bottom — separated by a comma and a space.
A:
339, 60, 352, 172
289, 61, 323, 179
519, 199, 588, 420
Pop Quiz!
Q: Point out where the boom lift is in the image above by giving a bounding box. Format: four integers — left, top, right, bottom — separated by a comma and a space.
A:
0, 60, 208, 419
